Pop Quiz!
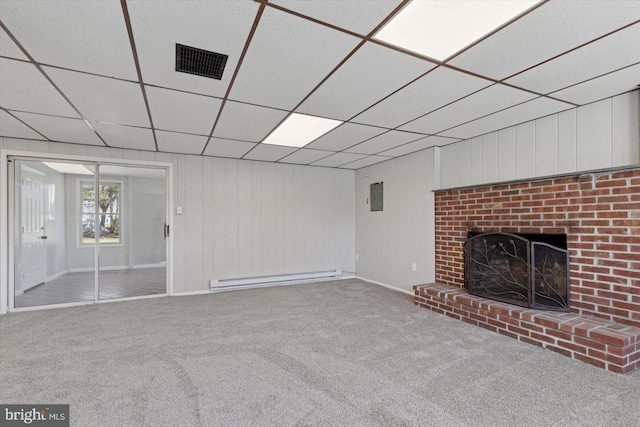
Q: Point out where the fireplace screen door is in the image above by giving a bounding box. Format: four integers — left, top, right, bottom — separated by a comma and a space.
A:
464, 232, 570, 312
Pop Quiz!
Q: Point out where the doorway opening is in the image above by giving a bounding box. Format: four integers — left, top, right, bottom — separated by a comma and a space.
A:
9, 157, 170, 310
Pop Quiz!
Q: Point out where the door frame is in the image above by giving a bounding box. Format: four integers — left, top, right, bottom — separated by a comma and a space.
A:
1, 150, 174, 314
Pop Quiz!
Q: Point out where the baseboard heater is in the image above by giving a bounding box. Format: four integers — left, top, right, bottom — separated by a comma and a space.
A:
210, 270, 342, 292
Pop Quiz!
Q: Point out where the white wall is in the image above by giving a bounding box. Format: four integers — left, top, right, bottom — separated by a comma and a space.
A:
355, 149, 436, 292
440, 90, 640, 189
0, 138, 356, 298
173, 156, 355, 293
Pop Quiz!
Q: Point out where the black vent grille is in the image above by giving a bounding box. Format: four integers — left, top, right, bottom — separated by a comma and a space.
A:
175, 44, 228, 80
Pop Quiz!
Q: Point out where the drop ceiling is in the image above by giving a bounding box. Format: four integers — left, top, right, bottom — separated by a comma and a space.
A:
0, 0, 638, 170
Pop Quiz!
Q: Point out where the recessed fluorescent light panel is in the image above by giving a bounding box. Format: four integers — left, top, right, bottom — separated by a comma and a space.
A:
375, 0, 540, 61
262, 113, 343, 148
43, 162, 94, 175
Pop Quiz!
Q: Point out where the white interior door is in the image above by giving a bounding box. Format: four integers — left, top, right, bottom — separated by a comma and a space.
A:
19, 166, 46, 291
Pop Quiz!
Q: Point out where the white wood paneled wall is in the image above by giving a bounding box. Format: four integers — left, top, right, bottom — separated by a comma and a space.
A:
173, 155, 355, 293
440, 90, 640, 189
0, 138, 356, 294
355, 148, 436, 292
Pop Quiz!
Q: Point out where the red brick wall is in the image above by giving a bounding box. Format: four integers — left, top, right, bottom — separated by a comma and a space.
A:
435, 168, 640, 328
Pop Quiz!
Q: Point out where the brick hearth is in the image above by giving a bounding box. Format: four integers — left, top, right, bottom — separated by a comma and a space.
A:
414, 283, 640, 374
419, 167, 640, 373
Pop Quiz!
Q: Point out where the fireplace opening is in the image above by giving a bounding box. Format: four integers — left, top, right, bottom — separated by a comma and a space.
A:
464, 232, 570, 312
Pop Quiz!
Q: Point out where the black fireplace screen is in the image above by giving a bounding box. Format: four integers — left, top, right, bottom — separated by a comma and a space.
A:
464, 232, 569, 312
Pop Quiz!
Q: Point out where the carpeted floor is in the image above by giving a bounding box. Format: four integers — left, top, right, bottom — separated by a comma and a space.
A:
1, 279, 639, 426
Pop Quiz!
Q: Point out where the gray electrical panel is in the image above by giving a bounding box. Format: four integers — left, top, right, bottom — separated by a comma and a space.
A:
370, 182, 383, 211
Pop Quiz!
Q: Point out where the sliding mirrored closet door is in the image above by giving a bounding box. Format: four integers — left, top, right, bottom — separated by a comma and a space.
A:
12, 158, 168, 309
97, 164, 167, 300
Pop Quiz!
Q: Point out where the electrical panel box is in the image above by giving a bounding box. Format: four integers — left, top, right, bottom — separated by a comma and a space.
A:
370, 182, 383, 212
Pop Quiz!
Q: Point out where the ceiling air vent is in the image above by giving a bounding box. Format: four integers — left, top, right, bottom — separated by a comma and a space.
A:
175, 43, 228, 80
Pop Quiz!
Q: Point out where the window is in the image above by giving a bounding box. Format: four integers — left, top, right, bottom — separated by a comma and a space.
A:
81, 181, 121, 245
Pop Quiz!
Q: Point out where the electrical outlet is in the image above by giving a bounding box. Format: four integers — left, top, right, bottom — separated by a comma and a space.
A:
176, 206, 183, 215
411, 262, 417, 272
355, 254, 359, 261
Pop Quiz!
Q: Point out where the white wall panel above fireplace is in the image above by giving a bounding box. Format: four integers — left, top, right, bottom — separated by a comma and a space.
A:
612, 92, 640, 168
438, 90, 640, 189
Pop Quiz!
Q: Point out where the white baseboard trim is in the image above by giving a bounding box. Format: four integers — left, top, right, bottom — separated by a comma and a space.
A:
96, 293, 167, 304
20, 280, 44, 293
46, 269, 68, 283
355, 276, 414, 296
70, 263, 165, 273
70, 266, 127, 273
173, 290, 212, 297
132, 262, 166, 269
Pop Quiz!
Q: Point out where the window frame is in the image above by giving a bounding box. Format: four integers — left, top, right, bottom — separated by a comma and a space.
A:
77, 178, 124, 248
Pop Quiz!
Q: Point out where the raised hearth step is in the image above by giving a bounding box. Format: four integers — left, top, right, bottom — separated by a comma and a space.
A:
414, 282, 640, 374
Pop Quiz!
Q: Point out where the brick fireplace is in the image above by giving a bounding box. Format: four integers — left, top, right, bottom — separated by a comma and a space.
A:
415, 167, 640, 373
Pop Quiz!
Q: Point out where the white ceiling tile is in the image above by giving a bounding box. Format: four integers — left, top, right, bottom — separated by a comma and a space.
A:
156, 130, 206, 155
339, 155, 391, 169
89, 122, 156, 151
311, 152, 367, 167
0, 111, 46, 140
305, 123, 386, 151
270, 0, 403, 35
45, 67, 150, 127
203, 138, 256, 159
298, 41, 435, 120
399, 84, 537, 134
345, 130, 425, 155
0, 58, 78, 117
278, 149, 333, 165
439, 97, 574, 139
449, 1, 640, 80
213, 101, 288, 142
378, 135, 456, 157
352, 67, 493, 128
0, 28, 28, 60
12, 112, 104, 145
0, 0, 137, 79
127, 1, 259, 96
506, 24, 640, 95
242, 144, 297, 161
146, 87, 222, 135
229, 7, 361, 109
550, 64, 640, 106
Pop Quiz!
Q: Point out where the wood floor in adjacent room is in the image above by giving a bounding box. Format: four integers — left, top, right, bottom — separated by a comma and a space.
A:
14, 267, 166, 308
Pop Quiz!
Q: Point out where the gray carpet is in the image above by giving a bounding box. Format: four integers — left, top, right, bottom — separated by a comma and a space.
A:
1, 279, 639, 426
